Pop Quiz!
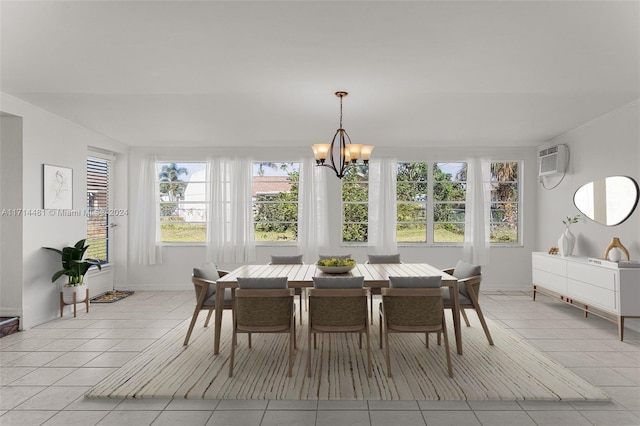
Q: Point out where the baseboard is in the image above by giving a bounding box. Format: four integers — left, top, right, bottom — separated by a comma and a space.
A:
116, 283, 191, 292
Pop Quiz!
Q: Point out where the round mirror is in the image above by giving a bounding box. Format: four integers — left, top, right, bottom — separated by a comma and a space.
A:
573, 176, 639, 226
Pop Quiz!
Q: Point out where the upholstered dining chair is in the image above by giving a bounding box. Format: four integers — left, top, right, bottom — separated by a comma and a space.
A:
229, 276, 296, 377
442, 260, 493, 345
366, 253, 402, 324
184, 263, 230, 346
307, 276, 371, 378
380, 275, 453, 378
269, 254, 305, 324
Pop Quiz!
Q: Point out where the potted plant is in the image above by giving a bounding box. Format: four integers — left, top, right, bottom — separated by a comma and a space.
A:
43, 239, 102, 304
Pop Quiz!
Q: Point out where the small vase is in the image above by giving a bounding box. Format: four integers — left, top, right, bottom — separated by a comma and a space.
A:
604, 237, 630, 261
62, 283, 87, 304
558, 228, 575, 257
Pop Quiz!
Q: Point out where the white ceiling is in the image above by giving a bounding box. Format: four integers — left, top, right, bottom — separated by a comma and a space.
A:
1, 1, 638, 149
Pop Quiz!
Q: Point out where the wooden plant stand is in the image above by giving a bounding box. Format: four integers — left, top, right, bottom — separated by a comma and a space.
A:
60, 288, 89, 318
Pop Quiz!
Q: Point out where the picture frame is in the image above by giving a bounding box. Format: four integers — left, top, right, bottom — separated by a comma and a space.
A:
43, 164, 73, 210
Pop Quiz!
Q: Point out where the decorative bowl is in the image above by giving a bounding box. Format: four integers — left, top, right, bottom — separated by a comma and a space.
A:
316, 265, 356, 274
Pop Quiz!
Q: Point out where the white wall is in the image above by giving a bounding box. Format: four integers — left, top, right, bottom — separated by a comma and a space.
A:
126, 146, 539, 292
536, 100, 640, 331
0, 94, 129, 329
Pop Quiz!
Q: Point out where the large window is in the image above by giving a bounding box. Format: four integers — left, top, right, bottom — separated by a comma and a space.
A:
157, 162, 208, 243
433, 162, 467, 243
252, 162, 300, 242
342, 165, 369, 242
87, 156, 111, 263
489, 161, 519, 243
396, 162, 428, 242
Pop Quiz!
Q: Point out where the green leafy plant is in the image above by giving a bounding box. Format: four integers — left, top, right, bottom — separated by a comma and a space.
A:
317, 258, 356, 267
562, 214, 581, 229
43, 239, 102, 285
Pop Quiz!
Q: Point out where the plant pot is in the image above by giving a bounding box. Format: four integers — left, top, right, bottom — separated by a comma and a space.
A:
62, 283, 87, 304
557, 228, 575, 257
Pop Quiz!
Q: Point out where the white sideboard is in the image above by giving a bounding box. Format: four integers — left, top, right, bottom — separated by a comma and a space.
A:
532, 252, 640, 340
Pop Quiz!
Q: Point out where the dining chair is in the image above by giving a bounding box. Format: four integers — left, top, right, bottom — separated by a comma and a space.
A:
442, 260, 493, 345
184, 263, 231, 346
307, 276, 371, 378
380, 275, 453, 378
366, 253, 402, 324
229, 276, 296, 377
269, 254, 305, 324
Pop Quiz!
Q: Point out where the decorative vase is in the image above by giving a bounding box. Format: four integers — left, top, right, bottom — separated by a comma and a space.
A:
604, 237, 630, 261
558, 228, 575, 257
62, 283, 87, 304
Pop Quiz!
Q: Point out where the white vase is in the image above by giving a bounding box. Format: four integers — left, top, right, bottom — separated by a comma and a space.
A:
558, 228, 575, 257
608, 247, 623, 262
62, 283, 87, 304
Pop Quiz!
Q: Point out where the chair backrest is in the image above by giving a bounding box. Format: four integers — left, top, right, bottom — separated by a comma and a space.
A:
312, 276, 364, 289
381, 287, 444, 328
193, 263, 221, 300
237, 276, 288, 289
270, 254, 303, 264
389, 276, 441, 288
318, 254, 352, 260
452, 260, 481, 298
308, 288, 368, 328
234, 288, 294, 328
367, 253, 401, 264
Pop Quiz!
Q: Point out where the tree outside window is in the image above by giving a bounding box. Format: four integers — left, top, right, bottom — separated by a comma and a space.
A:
342, 165, 369, 242
396, 162, 428, 242
433, 162, 467, 243
489, 162, 519, 243
252, 162, 300, 242
157, 162, 208, 243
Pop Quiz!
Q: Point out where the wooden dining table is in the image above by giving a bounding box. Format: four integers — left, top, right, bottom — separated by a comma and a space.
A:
214, 263, 463, 355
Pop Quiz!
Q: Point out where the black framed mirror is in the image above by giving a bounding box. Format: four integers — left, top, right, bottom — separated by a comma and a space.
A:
573, 176, 639, 226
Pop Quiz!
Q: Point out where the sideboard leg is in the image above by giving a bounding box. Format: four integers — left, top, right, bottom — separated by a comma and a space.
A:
85, 289, 90, 313
532, 285, 537, 301
618, 316, 624, 341
60, 292, 64, 317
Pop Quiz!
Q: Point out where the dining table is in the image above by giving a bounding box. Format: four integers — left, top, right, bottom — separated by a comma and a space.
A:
214, 263, 463, 355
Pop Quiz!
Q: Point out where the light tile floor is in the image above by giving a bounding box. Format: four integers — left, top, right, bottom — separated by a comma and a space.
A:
1, 290, 639, 426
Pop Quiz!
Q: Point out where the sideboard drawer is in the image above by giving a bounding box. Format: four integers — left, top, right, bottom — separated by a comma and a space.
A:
567, 262, 617, 291
533, 254, 567, 276
533, 269, 567, 294
567, 279, 616, 310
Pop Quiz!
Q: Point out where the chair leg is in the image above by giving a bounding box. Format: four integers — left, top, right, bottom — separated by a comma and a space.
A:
437, 332, 441, 346
442, 314, 453, 378
314, 333, 317, 349
385, 328, 392, 377
288, 324, 294, 377
425, 333, 429, 348
474, 305, 494, 345
183, 308, 200, 346
359, 333, 362, 349
307, 329, 313, 377
248, 333, 252, 348
370, 294, 374, 325
229, 328, 237, 377
299, 294, 303, 325
461, 308, 471, 327
204, 309, 214, 327
366, 329, 372, 378
379, 315, 383, 349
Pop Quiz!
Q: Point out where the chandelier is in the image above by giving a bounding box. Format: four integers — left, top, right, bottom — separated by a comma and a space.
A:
312, 91, 374, 178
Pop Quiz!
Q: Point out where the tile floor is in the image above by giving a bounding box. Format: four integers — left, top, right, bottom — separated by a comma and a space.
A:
1, 290, 639, 426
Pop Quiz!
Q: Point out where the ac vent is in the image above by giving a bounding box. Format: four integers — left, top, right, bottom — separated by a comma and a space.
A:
538, 144, 568, 176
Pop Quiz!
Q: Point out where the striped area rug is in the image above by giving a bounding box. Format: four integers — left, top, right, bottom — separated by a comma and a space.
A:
86, 309, 608, 401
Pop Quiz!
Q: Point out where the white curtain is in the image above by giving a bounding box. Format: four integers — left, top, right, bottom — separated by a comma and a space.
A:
206, 157, 256, 264
133, 155, 163, 265
368, 158, 398, 254
463, 158, 491, 265
298, 158, 330, 262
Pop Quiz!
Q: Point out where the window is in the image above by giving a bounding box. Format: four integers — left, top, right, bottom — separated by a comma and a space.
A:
342, 164, 369, 242
87, 156, 110, 264
157, 162, 208, 243
396, 162, 428, 242
433, 162, 467, 243
489, 161, 520, 243
252, 162, 300, 242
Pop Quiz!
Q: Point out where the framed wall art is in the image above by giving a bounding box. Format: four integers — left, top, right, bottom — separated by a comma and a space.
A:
43, 164, 73, 209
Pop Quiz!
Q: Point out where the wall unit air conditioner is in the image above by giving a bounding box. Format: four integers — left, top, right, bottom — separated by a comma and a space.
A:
538, 144, 568, 176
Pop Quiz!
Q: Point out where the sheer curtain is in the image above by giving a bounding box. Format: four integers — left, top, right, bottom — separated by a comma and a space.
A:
133, 155, 163, 265
206, 158, 256, 264
368, 158, 397, 254
298, 158, 329, 262
463, 158, 491, 265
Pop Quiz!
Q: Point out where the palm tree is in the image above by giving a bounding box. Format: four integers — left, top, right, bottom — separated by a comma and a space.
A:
159, 163, 188, 201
